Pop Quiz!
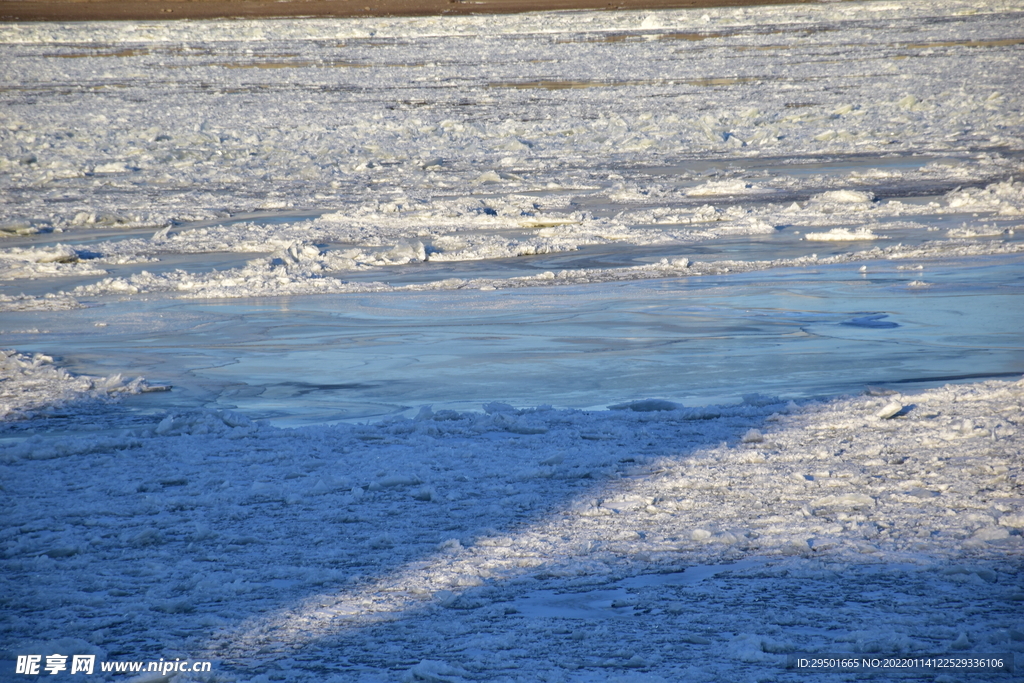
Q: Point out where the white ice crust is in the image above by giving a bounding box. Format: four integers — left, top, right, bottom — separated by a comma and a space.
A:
2, 373, 1022, 679
2, 0, 1024, 308
0, 349, 150, 420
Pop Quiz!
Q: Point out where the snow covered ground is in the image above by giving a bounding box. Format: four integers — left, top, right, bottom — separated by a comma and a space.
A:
3, 369, 1023, 681
2, 0, 1023, 680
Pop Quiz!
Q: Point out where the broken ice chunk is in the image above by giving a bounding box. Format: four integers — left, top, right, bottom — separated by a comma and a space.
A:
875, 401, 903, 419
741, 429, 764, 443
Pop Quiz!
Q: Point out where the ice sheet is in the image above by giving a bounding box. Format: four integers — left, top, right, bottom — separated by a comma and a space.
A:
3, 254, 1021, 426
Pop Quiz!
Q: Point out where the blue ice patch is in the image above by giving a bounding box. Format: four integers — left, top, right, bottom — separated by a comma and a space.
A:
841, 314, 899, 329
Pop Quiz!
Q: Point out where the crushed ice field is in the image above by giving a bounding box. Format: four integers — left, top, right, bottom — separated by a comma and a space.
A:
2, 0, 1024, 680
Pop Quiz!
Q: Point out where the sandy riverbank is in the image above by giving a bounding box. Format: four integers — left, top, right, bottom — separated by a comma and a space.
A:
4, 0, 812, 22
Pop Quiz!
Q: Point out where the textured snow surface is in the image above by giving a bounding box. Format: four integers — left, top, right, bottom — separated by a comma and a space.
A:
3, 0, 1024, 307
0, 349, 151, 421
50, 237, 1024, 300
2, 377, 1022, 680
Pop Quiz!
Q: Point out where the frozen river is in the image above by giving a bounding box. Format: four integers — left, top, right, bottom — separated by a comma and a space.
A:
4, 250, 1023, 426
3, 0, 1024, 427
2, 2, 1024, 681
4, 0, 1024, 422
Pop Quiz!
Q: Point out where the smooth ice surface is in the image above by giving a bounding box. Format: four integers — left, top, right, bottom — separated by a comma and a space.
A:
4, 254, 1023, 425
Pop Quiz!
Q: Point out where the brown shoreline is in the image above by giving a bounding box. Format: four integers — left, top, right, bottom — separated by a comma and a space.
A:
2, 0, 813, 23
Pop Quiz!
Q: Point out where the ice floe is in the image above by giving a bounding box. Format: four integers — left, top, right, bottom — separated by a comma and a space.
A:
804, 228, 885, 242
0, 349, 153, 421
